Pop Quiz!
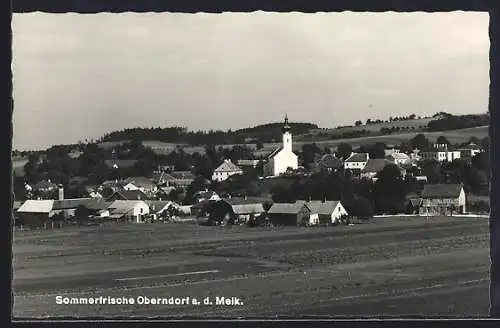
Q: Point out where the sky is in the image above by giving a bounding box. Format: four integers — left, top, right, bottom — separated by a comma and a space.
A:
12, 12, 489, 151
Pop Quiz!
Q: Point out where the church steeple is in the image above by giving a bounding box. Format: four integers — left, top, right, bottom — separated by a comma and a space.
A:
282, 113, 291, 133
282, 114, 292, 151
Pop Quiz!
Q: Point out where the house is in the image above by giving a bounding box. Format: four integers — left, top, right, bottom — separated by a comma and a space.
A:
384, 147, 401, 157
194, 190, 220, 203
420, 144, 461, 162
16, 200, 54, 226
405, 193, 423, 214
420, 183, 466, 216
263, 115, 299, 177
85, 186, 103, 199
299, 200, 348, 225
104, 159, 138, 170
31, 180, 58, 193
107, 200, 150, 223
150, 171, 168, 185
68, 148, 84, 159
98, 180, 125, 193
315, 154, 343, 173
122, 177, 157, 193
222, 197, 266, 224
163, 171, 196, 188
237, 159, 260, 169
458, 143, 483, 159
146, 200, 180, 217
212, 159, 243, 182
344, 153, 369, 173
386, 152, 411, 166
106, 190, 149, 202
51, 198, 93, 218
82, 200, 112, 217
267, 202, 311, 226
360, 159, 404, 181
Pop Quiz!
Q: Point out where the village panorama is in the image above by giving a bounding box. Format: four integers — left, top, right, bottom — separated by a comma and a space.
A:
12, 12, 490, 319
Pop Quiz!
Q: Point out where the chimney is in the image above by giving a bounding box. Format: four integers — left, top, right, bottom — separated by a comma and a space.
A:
58, 184, 64, 200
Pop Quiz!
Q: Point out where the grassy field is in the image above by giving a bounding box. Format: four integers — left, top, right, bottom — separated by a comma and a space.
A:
253, 125, 489, 155
13, 216, 490, 318
97, 125, 487, 157
312, 117, 434, 135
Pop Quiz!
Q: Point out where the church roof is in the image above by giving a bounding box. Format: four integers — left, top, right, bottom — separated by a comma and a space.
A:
266, 146, 283, 159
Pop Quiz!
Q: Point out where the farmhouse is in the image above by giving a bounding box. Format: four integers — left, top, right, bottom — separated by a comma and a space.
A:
163, 171, 196, 188
106, 189, 149, 202
267, 202, 311, 226
212, 159, 243, 182
146, 200, 180, 219
315, 154, 343, 173
263, 115, 299, 177
51, 198, 93, 219
344, 153, 369, 173
222, 197, 266, 224
420, 144, 461, 162
300, 200, 348, 226
420, 183, 466, 216
16, 200, 54, 226
107, 200, 150, 223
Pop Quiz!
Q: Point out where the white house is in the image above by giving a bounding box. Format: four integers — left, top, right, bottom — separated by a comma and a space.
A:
122, 177, 157, 193
298, 200, 348, 225
263, 115, 299, 177
420, 144, 461, 162
386, 152, 411, 166
212, 159, 243, 182
107, 200, 150, 223
195, 190, 220, 203
344, 153, 369, 171
458, 143, 483, 159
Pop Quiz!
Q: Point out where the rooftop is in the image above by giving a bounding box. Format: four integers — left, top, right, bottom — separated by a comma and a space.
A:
268, 202, 309, 214
345, 153, 369, 163
214, 160, 243, 173
421, 183, 464, 199
361, 159, 395, 173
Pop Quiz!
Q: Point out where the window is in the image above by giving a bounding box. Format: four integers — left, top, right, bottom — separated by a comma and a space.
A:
140, 208, 143, 214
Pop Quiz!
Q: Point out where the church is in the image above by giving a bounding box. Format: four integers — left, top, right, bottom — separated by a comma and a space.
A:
263, 115, 299, 177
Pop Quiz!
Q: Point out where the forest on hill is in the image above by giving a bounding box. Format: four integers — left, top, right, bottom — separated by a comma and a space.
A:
98, 122, 319, 146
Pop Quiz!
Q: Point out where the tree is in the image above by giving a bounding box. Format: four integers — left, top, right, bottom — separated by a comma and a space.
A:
436, 135, 450, 146
256, 140, 264, 150
354, 120, 362, 126
271, 185, 296, 203
373, 164, 406, 214
337, 142, 353, 160
351, 197, 374, 220
74, 205, 91, 223
183, 176, 209, 205
410, 134, 430, 150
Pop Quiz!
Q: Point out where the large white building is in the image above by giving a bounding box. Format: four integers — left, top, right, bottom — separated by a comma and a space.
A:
263, 115, 299, 177
212, 159, 243, 182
